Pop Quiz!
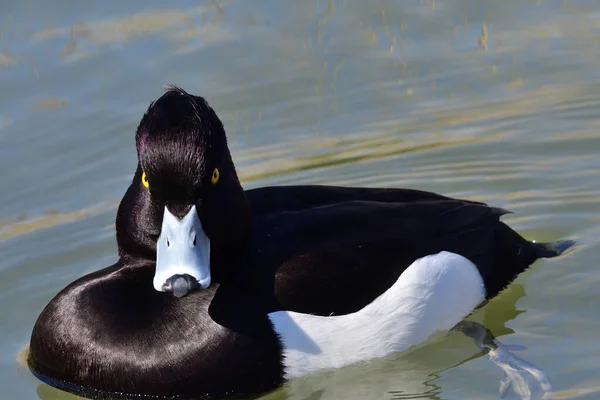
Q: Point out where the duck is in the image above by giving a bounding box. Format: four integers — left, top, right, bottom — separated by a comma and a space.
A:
28, 86, 573, 399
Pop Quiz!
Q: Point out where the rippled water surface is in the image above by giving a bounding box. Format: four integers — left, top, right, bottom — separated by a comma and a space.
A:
1, 1, 600, 399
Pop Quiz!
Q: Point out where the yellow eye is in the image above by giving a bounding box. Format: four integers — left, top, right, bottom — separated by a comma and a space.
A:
141, 172, 149, 188
211, 168, 220, 185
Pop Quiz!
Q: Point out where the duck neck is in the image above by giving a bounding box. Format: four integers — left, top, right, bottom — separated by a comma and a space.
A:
115, 169, 160, 262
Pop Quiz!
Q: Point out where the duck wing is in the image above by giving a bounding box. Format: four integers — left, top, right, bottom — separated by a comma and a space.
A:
238, 198, 510, 316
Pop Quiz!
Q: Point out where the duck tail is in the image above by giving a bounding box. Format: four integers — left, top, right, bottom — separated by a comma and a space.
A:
532, 239, 576, 258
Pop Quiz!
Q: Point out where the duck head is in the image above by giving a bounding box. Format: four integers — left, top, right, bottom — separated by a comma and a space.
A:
116, 86, 251, 298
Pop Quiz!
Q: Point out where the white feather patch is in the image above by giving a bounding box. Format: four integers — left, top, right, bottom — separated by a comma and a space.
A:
268, 251, 486, 379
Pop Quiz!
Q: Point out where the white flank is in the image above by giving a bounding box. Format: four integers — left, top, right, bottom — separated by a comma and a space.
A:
268, 251, 486, 379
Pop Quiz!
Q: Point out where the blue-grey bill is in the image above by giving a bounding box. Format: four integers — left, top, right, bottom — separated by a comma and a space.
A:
153, 205, 211, 292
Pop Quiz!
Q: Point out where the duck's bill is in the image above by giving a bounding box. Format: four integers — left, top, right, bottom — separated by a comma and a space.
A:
153, 205, 211, 298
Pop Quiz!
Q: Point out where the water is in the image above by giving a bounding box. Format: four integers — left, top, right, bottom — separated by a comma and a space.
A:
1, 1, 599, 399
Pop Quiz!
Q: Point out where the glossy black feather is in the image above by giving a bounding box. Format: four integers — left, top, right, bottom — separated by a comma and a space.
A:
28, 261, 283, 399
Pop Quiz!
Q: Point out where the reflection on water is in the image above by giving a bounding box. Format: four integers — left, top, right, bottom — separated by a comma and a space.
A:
1, 0, 600, 399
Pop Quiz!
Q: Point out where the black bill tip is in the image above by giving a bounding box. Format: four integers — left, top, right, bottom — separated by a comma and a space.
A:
162, 274, 200, 298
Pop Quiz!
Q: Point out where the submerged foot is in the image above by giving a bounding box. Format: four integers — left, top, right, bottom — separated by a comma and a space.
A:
455, 321, 553, 400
